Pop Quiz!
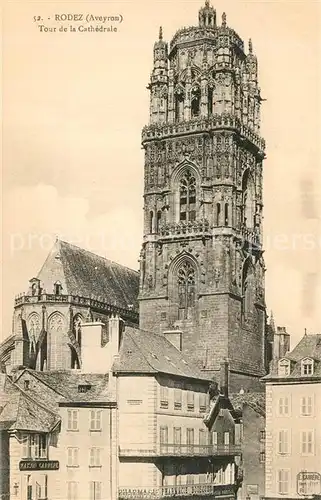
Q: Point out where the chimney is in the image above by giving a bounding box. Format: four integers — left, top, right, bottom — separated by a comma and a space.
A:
273, 326, 291, 359
219, 359, 229, 398
163, 330, 182, 351
81, 322, 107, 373
108, 314, 124, 364
81, 315, 124, 374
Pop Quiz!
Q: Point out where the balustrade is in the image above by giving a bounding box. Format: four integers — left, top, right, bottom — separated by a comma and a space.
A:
142, 114, 265, 151
159, 220, 210, 238
119, 443, 241, 458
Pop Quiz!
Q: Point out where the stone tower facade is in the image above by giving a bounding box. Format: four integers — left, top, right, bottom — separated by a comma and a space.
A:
139, 1, 267, 391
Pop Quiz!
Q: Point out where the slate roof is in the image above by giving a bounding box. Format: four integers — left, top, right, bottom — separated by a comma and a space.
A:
36, 239, 139, 310
286, 334, 321, 362
230, 392, 266, 417
0, 368, 114, 432
263, 334, 321, 380
0, 377, 59, 432
113, 327, 212, 383
29, 370, 112, 403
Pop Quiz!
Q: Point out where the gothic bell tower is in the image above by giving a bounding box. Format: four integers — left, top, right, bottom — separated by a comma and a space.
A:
139, 2, 267, 391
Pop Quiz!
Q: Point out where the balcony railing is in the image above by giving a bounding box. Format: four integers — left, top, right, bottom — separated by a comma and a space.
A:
235, 226, 261, 247
119, 483, 236, 499
119, 443, 241, 458
141, 113, 265, 152
14, 293, 138, 321
159, 220, 211, 239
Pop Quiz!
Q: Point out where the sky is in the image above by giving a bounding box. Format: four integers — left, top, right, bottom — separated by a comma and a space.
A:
2, 0, 321, 347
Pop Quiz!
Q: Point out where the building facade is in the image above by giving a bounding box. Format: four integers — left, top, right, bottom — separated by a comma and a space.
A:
230, 393, 266, 500
138, 0, 268, 391
263, 333, 321, 500
0, 316, 243, 500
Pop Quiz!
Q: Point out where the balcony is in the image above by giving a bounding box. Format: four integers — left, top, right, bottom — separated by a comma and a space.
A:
159, 220, 211, 241
14, 293, 139, 322
141, 113, 265, 153
119, 443, 241, 458
235, 226, 261, 248
119, 483, 236, 499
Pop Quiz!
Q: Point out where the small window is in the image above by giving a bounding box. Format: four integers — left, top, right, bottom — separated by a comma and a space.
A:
186, 428, 194, 447
301, 358, 313, 376
174, 427, 182, 446
54, 281, 62, 295
89, 482, 102, 500
78, 384, 91, 393
174, 388, 182, 409
160, 426, 168, 445
22, 434, 48, 459
224, 432, 230, 445
277, 430, 290, 455
24, 380, 30, 391
278, 359, 290, 376
212, 431, 218, 446
199, 393, 207, 412
89, 448, 102, 467
259, 451, 265, 463
187, 391, 195, 411
260, 430, 266, 441
277, 469, 290, 495
67, 447, 79, 467
278, 397, 290, 416
90, 410, 102, 431
67, 481, 78, 500
300, 430, 314, 455
67, 410, 79, 431
300, 396, 313, 416
160, 385, 169, 408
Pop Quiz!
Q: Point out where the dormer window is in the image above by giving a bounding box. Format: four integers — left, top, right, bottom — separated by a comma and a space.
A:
278, 359, 290, 376
301, 358, 314, 376
78, 384, 91, 393
54, 281, 62, 295
31, 283, 37, 296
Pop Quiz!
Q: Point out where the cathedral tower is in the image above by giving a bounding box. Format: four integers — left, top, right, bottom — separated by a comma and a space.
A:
139, 2, 267, 391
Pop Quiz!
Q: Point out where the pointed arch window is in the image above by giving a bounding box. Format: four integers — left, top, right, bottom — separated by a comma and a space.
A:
149, 211, 154, 234
28, 314, 41, 341
156, 211, 162, 233
216, 203, 221, 226
71, 315, 82, 369
191, 87, 201, 117
178, 262, 196, 320
224, 203, 229, 226
73, 316, 82, 348
242, 260, 255, 317
48, 313, 65, 370
179, 172, 196, 222
175, 88, 185, 122
208, 87, 214, 116
242, 170, 256, 229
